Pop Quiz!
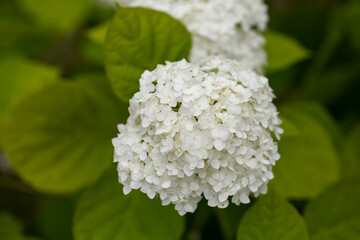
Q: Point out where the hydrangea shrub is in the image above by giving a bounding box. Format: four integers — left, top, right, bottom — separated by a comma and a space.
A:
0, 0, 357, 240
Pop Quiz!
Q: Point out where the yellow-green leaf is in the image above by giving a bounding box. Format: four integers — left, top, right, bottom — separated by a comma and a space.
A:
1, 76, 127, 193
270, 102, 340, 198
265, 31, 310, 72
0, 58, 58, 125
86, 22, 109, 45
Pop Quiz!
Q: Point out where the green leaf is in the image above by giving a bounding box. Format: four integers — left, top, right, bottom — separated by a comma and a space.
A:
0, 58, 58, 125
1, 75, 128, 193
216, 204, 252, 240
17, 0, 90, 33
270, 102, 340, 198
104, 7, 191, 102
237, 194, 309, 240
74, 169, 185, 240
304, 179, 360, 240
280, 115, 301, 138
265, 31, 310, 72
289, 102, 342, 147
341, 123, 360, 179
0, 212, 41, 240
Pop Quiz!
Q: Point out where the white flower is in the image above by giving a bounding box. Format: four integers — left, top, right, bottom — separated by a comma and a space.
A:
116, 0, 268, 72
113, 56, 282, 215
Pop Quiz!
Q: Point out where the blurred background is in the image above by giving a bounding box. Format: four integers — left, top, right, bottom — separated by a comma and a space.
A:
0, 0, 359, 239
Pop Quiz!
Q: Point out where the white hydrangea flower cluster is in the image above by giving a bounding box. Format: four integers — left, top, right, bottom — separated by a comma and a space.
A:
116, 0, 268, 71
112, 56, 282, 215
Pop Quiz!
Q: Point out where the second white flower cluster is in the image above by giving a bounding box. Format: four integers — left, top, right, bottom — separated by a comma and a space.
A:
116, 0, 268, 71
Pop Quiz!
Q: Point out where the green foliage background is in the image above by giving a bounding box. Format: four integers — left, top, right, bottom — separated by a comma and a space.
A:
0, 0, 359, 239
